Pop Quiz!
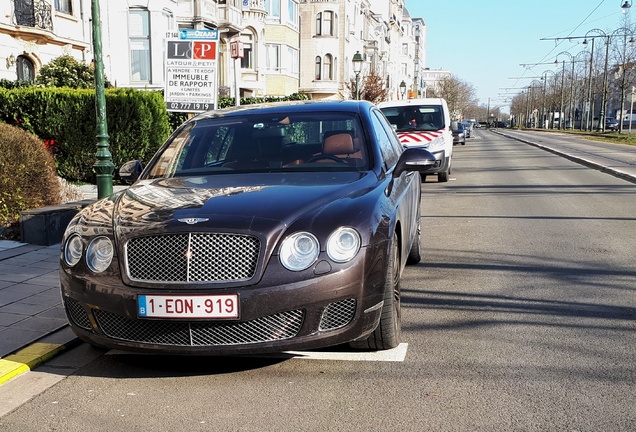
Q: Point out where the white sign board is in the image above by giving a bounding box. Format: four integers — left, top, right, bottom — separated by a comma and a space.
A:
164, 29, 219, 113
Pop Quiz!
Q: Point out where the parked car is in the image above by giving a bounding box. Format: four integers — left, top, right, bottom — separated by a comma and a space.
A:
452, 121, 466, 145
606, 117, 619, 131
462, 121, 473, 138
59, 100, 436, 355
378, 97, 453, 182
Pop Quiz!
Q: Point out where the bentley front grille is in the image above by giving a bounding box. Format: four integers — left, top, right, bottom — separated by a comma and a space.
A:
63, 297, 92, 330
319, 298, 356, 331
93, 309, 304, 346
126, 233, 260, 283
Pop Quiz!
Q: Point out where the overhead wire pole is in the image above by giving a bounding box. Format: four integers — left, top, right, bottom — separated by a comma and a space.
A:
555, 51, 574, 129
542, 28, 634, 132
541, 70, 556, 129
609, 27, 636, 133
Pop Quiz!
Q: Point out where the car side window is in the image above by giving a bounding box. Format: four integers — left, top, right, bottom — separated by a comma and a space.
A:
371, 110, 400, 169
375, 110, 404, 158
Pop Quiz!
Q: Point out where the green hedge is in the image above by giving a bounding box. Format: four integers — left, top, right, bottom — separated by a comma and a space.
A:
0, 87, 170, 182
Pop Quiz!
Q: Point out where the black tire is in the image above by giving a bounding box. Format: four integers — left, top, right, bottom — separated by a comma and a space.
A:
350, 232, 401, 350
406, 205, 421, 265
438, 171, 449, 182
421, 175, 427, 182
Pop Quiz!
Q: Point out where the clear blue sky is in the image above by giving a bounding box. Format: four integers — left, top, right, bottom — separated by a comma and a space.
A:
405, 0, 633, 112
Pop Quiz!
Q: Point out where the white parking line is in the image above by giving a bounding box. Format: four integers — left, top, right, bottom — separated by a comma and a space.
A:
106, 343, 409, 362
281, 343, 408, 362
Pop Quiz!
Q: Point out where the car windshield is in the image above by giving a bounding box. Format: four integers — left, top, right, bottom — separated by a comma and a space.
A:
146, 112, 369, 178
380, 105, 445, 132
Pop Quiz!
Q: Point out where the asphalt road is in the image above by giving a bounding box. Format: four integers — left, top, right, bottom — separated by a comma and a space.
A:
1, 130, 635, 431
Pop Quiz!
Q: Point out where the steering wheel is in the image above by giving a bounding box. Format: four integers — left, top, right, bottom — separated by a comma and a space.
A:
305, 154, 348, 164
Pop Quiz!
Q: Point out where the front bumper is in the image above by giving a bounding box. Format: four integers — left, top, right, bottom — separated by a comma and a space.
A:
419, 149, 450, 174
60, 245, 387, 355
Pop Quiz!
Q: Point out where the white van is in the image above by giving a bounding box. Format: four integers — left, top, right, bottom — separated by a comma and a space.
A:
378, 98, 453, 182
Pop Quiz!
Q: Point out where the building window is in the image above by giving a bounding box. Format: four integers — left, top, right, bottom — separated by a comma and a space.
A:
241, 33, 254, 70
316, 11, 334, 36
16, 56, 35, 81
287, 46, 299, 76
128, 8, 151, 82
55, 0, 73, 15
315, 56, 321, 80
264, 0, 280, 18
286, 0, 298, 28
266, 44, 280, 72
323, 54, 333, 80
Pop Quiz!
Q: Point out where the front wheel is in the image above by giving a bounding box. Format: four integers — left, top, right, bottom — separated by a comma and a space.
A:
406, 205, 422, 265
350, 232, 401, 350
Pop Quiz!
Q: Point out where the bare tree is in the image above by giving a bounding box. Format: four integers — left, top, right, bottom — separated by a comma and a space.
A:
347, 69, 389, 103
433, 75, 478, 119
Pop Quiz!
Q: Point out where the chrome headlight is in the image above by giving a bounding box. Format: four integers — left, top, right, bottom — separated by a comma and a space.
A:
86, 236, 114, 273
280, 232, 320, 271
64, 234, 84, 267
327, 227, 361, 263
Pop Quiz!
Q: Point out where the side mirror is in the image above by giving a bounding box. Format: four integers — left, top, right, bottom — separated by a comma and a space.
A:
393, 148, 436, 178
119, 160, 143, 183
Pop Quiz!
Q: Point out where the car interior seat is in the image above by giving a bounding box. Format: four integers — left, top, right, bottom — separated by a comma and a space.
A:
318, 131, 364, 166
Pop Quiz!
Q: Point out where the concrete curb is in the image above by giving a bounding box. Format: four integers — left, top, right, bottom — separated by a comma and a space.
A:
0, 327, 80, 386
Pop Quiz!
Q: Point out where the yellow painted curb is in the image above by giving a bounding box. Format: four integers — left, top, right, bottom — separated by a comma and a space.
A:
0, 343, 65, 386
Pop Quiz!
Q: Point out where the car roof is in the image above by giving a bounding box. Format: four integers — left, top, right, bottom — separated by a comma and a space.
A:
378, 98, 447, 108
190, 100, 375, 122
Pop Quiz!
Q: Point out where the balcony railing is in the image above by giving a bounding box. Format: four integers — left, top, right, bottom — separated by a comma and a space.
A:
13, 0, 53, 31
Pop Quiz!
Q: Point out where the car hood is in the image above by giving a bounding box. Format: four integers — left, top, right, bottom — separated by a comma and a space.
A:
111, 172, 375, 241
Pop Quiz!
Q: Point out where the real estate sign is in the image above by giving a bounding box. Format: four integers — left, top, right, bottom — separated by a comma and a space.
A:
165, 29, 219, 113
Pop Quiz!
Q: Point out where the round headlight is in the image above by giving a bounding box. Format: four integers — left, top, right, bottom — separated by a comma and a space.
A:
86, 237, 114, 273
280, 232, 320, 271
64, 234, 83, 267
326, 227, 361, 263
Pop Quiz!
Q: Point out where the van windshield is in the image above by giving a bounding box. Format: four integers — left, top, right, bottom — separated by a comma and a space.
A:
380, 105, 445, 132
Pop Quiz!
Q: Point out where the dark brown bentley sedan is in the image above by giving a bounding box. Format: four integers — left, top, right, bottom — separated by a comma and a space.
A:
60, 100, 435, 355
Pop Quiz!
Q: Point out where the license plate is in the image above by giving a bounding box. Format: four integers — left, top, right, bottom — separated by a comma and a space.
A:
138, 294, 239, 319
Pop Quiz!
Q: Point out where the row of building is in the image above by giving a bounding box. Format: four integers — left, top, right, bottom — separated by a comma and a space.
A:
1, 0, 450, 102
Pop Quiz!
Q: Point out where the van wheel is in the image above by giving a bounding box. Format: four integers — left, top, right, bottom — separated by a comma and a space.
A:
421, 175, 427, 182
438, 171, 449, 182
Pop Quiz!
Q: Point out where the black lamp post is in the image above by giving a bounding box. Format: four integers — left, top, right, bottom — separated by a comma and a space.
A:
91, 0, 114, 198
399, 80, 407, 99
352, 51, 364, 100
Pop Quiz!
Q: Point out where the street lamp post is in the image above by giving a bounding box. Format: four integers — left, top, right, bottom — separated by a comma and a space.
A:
622, 1, 631, 14
91, 0, 114, 198
399, 80, 407, 99
352, 51, 364, 100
